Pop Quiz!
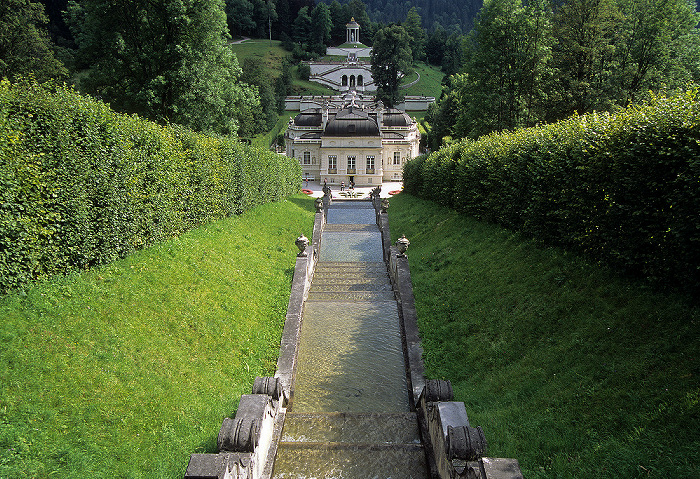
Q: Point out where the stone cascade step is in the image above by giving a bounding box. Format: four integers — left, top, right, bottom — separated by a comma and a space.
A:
281, 412, 422, 445
272, 412, 428, 479
308, 261, 395, 302
271, 201, 429, 478
315, 261, 388, 274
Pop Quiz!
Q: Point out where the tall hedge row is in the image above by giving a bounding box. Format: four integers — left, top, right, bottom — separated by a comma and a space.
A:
0, 79, 301, 293
404, 90, 700, 292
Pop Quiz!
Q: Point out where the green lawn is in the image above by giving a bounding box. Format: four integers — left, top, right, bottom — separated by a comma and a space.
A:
388, 193, 699, 479
401, 62, 445, 99
229, 39, 290, 78
0, 196, 315, 479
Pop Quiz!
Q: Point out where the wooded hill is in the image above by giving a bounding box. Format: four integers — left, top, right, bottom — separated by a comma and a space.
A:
320, 0, 483, 32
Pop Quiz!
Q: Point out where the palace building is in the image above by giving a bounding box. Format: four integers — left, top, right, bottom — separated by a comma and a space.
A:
285, 92, 420, 186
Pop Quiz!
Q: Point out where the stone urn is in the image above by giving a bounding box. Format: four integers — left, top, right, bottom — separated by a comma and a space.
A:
381, 199, 389, 213
396, 235, 410, 257
295, 234, 309, 257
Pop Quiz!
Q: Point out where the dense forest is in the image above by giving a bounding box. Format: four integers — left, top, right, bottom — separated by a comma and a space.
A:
328, 0, 483, 32
425, 0, 700, 149
2, 0, 700, 147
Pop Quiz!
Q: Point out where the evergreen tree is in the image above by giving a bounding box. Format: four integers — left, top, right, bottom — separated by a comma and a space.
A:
441, 32, 466, 76
226, 0, 256, 37
426, 24, 448, 66
293, 6, 312, 45
347, 0, 373, 43
67, 0, 259, 136
371, 24, 413, 107
274, 60, 292, 113
425, 76, 462, 150
329, 0, 349, 44
274, 0, 293, 39
0, 0, 68, 81
311, 2, 333, 47
403, 7, 427, 62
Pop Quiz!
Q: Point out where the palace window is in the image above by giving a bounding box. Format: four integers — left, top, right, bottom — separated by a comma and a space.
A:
303, 151, 311, 165
366, 155, 375, 174
347, 156, 356, 173
393, 151, 401, 165
328, 155, 337, 173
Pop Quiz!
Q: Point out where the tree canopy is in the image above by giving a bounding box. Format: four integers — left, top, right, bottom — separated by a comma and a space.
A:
370, 24, 413, 107
427, 0, 700, 145
67, 0, 259, 136
403, 7, 426, 62
0, 0, 68, 82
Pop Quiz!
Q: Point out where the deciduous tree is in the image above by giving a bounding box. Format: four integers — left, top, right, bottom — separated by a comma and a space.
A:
614, 0, 700, 103
370, 24, 413, 107
0, 0, 67, 81
226, 0, 256, 37
456, 0, 553, 137
550, 0, 622, 118
67, 0, 258, 136
241, 57, 277, 131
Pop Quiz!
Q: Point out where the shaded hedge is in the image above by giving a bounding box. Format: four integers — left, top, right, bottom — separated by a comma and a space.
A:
0, 79, 301, 293
404, 90, 700, 293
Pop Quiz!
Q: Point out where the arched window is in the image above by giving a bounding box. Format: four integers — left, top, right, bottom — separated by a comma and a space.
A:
357, 75, 363, 86
350, 75, 356, 87
342, 75, 348, 87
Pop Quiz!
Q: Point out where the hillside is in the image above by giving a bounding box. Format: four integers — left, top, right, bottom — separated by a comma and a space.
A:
0, 196, 316, 478
320, 0, 483, 32
388, 192, 699, 478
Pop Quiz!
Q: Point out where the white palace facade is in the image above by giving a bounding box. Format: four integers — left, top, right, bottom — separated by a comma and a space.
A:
285, 92, 420, 186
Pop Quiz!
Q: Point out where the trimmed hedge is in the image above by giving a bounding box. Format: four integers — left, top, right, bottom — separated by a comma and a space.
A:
0, 79, 301, 293
404, 90, 700, 292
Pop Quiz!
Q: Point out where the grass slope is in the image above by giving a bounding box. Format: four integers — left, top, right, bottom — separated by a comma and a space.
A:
0, 196, 315, 478
388, 193, 699, 479
229, 39, 290, 76
229, 39, 335, 96
401, 62, 445, 100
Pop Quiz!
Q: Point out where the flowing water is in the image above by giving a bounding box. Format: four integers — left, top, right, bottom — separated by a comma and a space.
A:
272, 201, 428, 479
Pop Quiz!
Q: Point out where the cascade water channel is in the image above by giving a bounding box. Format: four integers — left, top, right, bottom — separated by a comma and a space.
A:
272, 201, 428, 479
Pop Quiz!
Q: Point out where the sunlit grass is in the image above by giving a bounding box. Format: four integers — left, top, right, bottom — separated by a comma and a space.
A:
401, 62, 445, 99
229, 39, 289, 76
389, 193, 699, 479
0, 195, 315, 478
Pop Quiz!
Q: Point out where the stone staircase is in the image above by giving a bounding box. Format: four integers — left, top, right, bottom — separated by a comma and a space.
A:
273, 412, 427, 479
183, 197, 523, 479
271, 202, 428, 478
308, 262, 395, 302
